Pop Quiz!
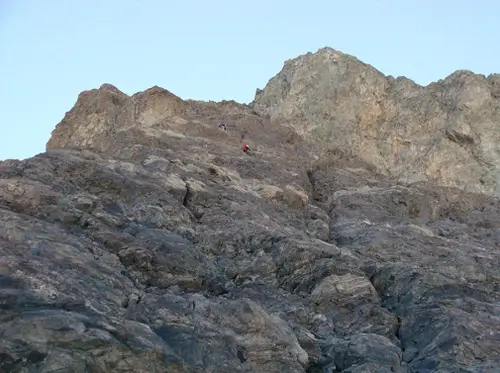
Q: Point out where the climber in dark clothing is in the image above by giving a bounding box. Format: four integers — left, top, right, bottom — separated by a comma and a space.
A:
218, 123, 227, 130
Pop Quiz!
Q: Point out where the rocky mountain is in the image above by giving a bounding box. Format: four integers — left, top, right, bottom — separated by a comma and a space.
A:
252, 47, 500, 197
1, 48, 500, 373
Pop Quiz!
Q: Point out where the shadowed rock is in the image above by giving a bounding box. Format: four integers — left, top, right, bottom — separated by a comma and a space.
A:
1, 47, 500, 372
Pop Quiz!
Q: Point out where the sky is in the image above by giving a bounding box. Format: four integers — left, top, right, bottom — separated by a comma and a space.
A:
0, 0, 499, 161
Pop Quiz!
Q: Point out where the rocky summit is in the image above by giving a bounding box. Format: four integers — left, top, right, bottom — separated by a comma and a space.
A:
253, 47, 500, 197
1, 47, 500, 373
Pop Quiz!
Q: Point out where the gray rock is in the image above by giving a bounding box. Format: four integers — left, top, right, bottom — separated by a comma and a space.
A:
322, 333, 402, 371
1, 47, 500, 372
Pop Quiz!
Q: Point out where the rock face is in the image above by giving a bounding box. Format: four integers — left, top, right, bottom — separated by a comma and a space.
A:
252, 47, 500, 197
1, 48, 500, 372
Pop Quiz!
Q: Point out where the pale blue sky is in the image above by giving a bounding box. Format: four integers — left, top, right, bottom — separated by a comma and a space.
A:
1, 0, 498, 160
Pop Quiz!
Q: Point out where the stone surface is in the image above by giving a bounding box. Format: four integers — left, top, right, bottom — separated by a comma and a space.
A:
1, 47, 500, 372
252, 47, 500, 197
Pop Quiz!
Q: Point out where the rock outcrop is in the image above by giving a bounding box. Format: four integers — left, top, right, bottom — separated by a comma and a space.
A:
252, 47, 500, 197
1, 48, 500, 372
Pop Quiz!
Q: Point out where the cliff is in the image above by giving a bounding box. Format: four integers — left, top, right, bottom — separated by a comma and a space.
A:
252, 47, 500, 197
1, 47, 499, 372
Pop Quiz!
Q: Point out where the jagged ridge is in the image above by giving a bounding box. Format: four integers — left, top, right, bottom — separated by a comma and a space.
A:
251, 47, 500, 197
0, 47, 499, 372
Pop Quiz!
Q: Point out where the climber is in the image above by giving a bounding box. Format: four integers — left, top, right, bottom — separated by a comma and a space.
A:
218, 123, 227, 130
243, 144, 251, 153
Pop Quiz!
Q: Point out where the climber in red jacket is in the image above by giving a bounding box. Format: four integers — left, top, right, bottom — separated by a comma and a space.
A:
243, 144, 250, 153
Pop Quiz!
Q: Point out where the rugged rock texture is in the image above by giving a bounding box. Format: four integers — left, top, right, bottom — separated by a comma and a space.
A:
1, 49, 500, 372
252, 47, 500, 197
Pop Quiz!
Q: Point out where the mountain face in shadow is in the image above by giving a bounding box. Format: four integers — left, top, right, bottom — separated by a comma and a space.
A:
1, 47, 499, 373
